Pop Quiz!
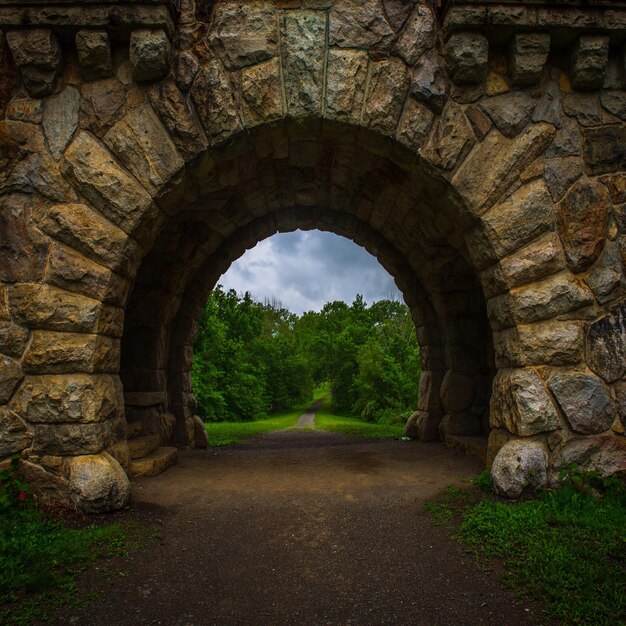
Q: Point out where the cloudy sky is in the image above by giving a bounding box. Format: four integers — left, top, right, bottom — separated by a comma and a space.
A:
218, 230, 401, 314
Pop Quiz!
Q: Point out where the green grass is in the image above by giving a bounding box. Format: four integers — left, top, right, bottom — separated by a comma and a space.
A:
204, 387, 327, 446
425, 477, 626, 626
315, 408, 405, 439
0, 507, 138, 625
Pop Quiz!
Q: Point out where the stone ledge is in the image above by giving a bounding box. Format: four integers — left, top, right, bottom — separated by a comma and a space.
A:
124, 391, 166, 406
442, 2, 626, 45
0, 3, 174, 37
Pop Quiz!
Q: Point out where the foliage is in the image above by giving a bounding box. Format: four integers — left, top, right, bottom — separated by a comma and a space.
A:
0, 461, 138, 625
425, 474, 626, 626
0, 456, 29, 514
472, 468, 493, 493
192, 288, 420, 426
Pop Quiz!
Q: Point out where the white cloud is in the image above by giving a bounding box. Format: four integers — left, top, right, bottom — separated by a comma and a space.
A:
218, 230, 400, 314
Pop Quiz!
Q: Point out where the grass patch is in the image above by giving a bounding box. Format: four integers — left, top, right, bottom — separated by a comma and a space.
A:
204, 387, 327, 447
315, 408, 405, 439
0, 507, 138, 625
425, 477, 626, 626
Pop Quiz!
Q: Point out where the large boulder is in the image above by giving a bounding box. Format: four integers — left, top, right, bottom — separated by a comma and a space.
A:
491, 438, 549, 498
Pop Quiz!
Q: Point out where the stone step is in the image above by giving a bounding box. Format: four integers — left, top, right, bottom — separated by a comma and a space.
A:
445, 435, 488, 464
130, 447, 177, 478
127, 434, 160, 460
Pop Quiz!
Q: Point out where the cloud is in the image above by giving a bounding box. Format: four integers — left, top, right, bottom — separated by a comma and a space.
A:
218, 230, 401, 314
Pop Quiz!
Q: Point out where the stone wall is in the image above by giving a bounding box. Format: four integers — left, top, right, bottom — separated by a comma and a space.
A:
0, 0, 624, 510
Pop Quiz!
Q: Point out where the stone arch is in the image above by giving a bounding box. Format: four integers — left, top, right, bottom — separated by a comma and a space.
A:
0, 0, 624, 511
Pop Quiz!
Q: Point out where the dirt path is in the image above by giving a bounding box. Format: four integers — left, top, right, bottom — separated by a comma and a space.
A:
292, 399, 324, 429
55, 431, 546, 626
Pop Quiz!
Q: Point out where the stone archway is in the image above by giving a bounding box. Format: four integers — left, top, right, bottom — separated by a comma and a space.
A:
0, 0, 624, 511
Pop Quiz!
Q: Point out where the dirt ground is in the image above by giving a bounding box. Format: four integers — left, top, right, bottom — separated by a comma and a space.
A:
55, 430, 548, 626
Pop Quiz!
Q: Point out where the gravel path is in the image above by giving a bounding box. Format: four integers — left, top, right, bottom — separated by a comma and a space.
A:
55, 431, 546, 626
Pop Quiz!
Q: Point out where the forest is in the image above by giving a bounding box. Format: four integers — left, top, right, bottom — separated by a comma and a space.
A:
192, 286, 421, 425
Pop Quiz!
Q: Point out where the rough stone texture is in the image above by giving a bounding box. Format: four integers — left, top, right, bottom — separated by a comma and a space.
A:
600, 91, 626, 121
549, 372, 615, 435
410, 53, 447, 114
550, 435, 626, 484
479, 92, 536, 138
490, 368, 559, 437
10, 374, 119, 424
130, 29, 171, 83
509, 33, 550, 86
582, 126, 626, 176
0, 321, 30, 358
76, 31, 113, 81
329, 0, 394, 52
556, 177, 610, 273
209, 2, 277, 69
104, 104, 184, 196
31, 421, 113, 456
393, 3, 435, 66
422, 101, 474, 171
281, 11, 326, 117
175, 51, 199, 92
363, 58, 408, 136
6, 29, 62, 96
146, 81, 208, 161
61, 132, 155, 234
491, 439, 549, 498
42, 87, 80, 161
0, 407, 32, 459
439, 413, 481, 437
571, 35, 609, 91
190, 59, 243, 144
241, 58, 283, 126
0, 355, 23, 404
453, 123, 555, 217
396, 99, 435, 150
544, 156, 583, 202
67, 453, 130, 513
585, 241, 624, 304
325, 49, 368, 123
192, 415, 209, 448
445, 32, 488, 85
586, 303, 626, 384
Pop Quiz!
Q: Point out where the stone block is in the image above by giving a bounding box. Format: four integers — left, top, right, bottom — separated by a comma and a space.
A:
439, 413, 481, 437
192, 415, 209, 449
209, 1, 278, 69
586, 303, 626, 384
325, 49, 368, 123
392, 3, 435, 66
491, 439, 549, 498
585, 241, 624, 304
440, 371, 475, 413
329, 0, 394, 52
241, 58, 283, 126
61, 132, 155, 235
549, 372, 615, 435
130, 446, 177, 477
479, 92, 535, 138
0, 356, 23, 404
571, 35, 609, 91
396, 99, 435, 151
31, 421, 113, 456
40, 204, 135, 275
363, 57, 409, 136
0, 321, 29, 358
6, 29, 61, 96
0, 407, 32, 459
582, 126, 626, 176
544, 156, 583, 202
22, 331, 119, 374
445, 32, 488, 85
76, 31, 113, 81
130, 29, 171, 83
10, 374, 119, 424
490, 368, 559, 437
409, 53, 447, 114
104, 104, 184, 196
190, 59, 243, 145
175, 51, 199, 92
509, 33, 550, 87
556, 177, 610, 273
42, 87, 80, 161
281, 11, 326, 117
550, 434, 626, 484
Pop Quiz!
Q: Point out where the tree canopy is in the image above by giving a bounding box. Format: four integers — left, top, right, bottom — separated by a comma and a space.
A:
192, 286, 420, 424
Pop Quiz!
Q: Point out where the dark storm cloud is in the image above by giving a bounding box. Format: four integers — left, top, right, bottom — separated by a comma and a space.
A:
218, 230, 400, 314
